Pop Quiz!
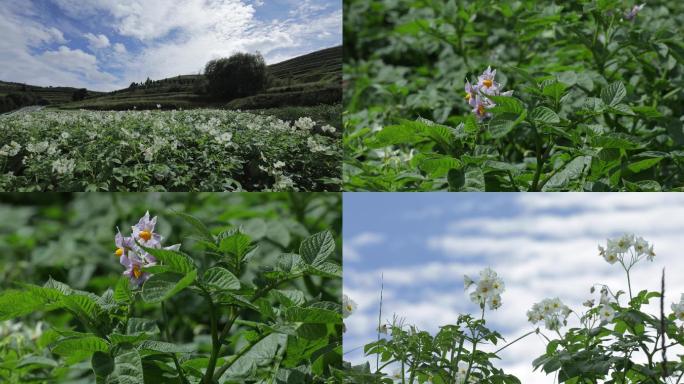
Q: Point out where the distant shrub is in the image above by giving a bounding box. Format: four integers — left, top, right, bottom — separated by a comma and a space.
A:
204, 52, 268, 100
72, 88, 88, 101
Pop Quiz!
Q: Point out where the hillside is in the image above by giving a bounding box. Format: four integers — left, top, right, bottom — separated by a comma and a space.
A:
0, 80, 104, 104
57, 45, 342, 111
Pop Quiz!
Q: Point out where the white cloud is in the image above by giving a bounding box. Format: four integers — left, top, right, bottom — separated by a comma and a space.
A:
344, 194, 684, 384
0, 0, 342, 90
84, 33, 110, 49
113, 43, 127, 54
343, 232, 385, 262
0, 2, 117, 90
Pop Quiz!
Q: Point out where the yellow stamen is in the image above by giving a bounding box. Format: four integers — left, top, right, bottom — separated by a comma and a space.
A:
483, 79, 493, 87
133, 265, 142, 279
139, 230, 152, 241
465, 92, 471, 101
115, 248, 124, 257
477, 105, 485, 115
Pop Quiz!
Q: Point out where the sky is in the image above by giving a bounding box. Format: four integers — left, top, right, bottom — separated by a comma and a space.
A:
0, 0, 341, 91
343, 193, 684, 383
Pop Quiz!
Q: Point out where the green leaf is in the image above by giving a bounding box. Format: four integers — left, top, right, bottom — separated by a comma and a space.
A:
203, 267, 240, 291
609, 103, 634, 116
299, 231, 335, 267
601, 81, 626, 106
137, 340, 195, 354
141, 271, 197, 303
0, 289, 51, 320
488, 114, 516, 138
464, 114, 478, 135
285, 307, 342, 324
221, 334, 286, 380
448, 166, 485, 191
114, 277, 132, 304
92, 351, 114, 379
139, 246, 195, 274
219, 233, 252, 261
488, 96, 525, 114
542, 81, 566, 103
417, 156, 462, 177
52, 336, 109, 358
631, 106, 662, 117
371, 124, 419, 147
530, 106, 560, 124
126, 318, 160, 336
594, 133, 643, 150
542, 156, 591, 191
174, 211, 214, 242
627, 157, 663, 173
110, 345, 144, 384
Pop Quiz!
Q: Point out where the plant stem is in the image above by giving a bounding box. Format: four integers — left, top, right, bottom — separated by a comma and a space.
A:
530, 125, 544, 191
493, 330, 536, 354
203, 294, 220, 384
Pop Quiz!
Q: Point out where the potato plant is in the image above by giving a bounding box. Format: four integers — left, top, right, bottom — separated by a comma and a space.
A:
0, 109, 341, 192
341, 269, 522, 384
341, 235, 684, 383
0, 195, 343, 383
343, 0, 684, 191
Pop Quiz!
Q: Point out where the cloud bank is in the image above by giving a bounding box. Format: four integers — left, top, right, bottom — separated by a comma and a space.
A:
0, 0, 341, 91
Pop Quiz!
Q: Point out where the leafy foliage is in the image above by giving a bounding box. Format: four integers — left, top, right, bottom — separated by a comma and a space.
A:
0, 193, 342, 383
0, 109, 341, 192
344, 0, 684, 191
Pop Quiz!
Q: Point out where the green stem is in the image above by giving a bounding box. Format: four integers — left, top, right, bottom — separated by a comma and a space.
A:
203, 294, 220, 384
493, 330, 536, 354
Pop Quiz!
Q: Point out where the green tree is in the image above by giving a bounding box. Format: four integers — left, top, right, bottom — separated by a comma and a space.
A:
204, 52, 268, 100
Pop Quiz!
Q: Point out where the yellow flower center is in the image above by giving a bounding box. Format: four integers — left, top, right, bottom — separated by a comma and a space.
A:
477, 105, 485, 115
133, 264, 143, 279
465, 92, 471, 101
483, 79, 493, 87
115, 248, 124, 257
139, 230, 152, 241
346, 304, 353, 311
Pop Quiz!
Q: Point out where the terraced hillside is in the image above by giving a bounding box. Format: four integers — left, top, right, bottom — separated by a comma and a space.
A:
0, 81, 103, 104
268, 45, 341, 84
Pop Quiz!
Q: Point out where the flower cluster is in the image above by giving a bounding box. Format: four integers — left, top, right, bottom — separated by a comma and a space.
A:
672, 294, 684, 322
624, 3, 645, 21
343, 294, 357, 318
464, 268, 505, 310
295, 117, 316, 131
115, 212, 180, 287
527, 298, 571, 331
598, 234, 654, 266
464, 66, 513, 120
0, 141, 21, 157
52, 158, 75, 175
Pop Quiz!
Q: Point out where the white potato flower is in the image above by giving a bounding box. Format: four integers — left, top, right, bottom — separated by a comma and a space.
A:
527, 297, 572, 331
465, 267, 505, 310
343, 294, 357, 318
599, 304, 615, 322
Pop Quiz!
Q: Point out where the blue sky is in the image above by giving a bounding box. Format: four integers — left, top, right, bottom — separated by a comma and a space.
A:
0, 0, 341, 91
343, 193, 684, 383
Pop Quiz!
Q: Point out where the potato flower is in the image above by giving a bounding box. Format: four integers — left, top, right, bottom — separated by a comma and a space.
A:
598, 234, 655, 267
464, 267, 505, 310
527, 297, 571, 331
599, 304, 615, 322
464, 67, 513, 120
117, 212, 181, 287
343, 294, 357, 318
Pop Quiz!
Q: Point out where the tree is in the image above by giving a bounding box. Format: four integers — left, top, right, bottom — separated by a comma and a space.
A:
129, 82, 138, 89
204, 52, 268, 100
72, 88, 88, 101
